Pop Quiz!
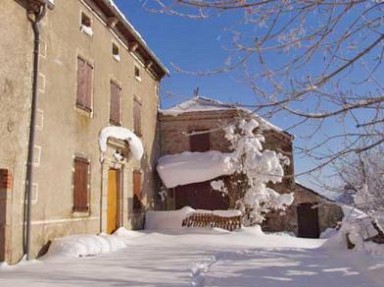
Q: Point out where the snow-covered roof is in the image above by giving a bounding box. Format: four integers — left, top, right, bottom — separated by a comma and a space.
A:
159, 96, 284, 133
160, 97, 239, 115
157, 151, 237, 188
97, 0, 168, 78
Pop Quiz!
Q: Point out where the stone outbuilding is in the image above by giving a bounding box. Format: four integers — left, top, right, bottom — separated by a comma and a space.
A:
292, 183, 343, 238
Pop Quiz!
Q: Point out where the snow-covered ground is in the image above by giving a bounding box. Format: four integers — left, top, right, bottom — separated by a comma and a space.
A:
1, 227, 384, 287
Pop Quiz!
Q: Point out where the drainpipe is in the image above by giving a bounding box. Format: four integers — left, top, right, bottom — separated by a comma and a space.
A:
24, 3, 47, 261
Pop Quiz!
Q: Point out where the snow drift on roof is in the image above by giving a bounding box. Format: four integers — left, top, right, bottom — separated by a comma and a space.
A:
160, 96, 283, 132
160, 96, 238, 116
99, 126, 143, 161
157, 151, 237, 188
106, 0, 168, 74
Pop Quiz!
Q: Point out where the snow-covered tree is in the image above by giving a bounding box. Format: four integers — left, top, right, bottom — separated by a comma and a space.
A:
212, 118, 293, 226
335, 150, 384, 242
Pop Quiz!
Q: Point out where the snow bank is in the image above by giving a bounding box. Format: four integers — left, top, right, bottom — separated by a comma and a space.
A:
145, 206, 195, 230
157, 151, 236, 188
99, 126, 143, 161
43, 229, 129, 259
325, 205, 384, 254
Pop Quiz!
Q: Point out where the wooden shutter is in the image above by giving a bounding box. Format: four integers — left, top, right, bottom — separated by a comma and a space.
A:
110, 81, 121, 125
190, 130, 210, 152
73, 158, 89, 212
0, 169, 12, 189
133, 98, 142, 136
84, 62, 93, 110
76, 57, 92, 111
133, 171, 142, 212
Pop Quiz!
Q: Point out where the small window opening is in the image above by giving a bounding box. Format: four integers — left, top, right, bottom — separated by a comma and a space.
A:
112, 43, 120, 61
135, 66, 141, 81
81, 13, 93, 36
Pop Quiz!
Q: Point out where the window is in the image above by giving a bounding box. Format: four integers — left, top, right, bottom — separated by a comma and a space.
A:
190, 130, 210, 152
112, 43, 120, 61
76, 57, 93, 112
110, 81, 121, 125
134, 66, 141, 81
73, 157, 89, 212
80, 12, 93, 36
133, 98, 142, 136
133, 171, 143, 212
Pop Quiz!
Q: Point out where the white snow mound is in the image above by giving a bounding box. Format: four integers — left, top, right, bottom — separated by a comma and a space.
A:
44, 229, 130, 259
145, 206, 195, 230
157, 151, 236, 188
99, 126, 143, 161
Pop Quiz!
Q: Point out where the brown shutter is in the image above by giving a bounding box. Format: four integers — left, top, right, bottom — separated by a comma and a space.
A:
133, 99, 142, 136
110, 81, 121, 125
76, 58, 92, 112
76, 58, 86, 108
190, 130, 210, 152
85, 62, 93, 110
73, 158, 89, 212
133, 171, 142, 212
0, 169, 12, 189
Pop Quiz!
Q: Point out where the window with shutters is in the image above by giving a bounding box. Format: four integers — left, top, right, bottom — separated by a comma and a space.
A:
76, 57, 93, 112
190, 130, 210, 152
133, 171, 143, 212
110, 81, 121, 125
133, 98, 142, 136
73, 157, 90, 212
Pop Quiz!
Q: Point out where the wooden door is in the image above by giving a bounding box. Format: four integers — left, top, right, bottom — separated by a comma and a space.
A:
133, 171, 142, 213
107, 169, 120, 234
175, 181, 229, 210
297, 203, 320, 238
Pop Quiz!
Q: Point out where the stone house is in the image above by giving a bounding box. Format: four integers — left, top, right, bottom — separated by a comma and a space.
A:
0, 0, 167, 263
157, 97, 294, 215
157, 97, 343, 237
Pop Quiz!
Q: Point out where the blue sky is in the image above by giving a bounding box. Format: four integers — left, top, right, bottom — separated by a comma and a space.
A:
114, 1, 377, 192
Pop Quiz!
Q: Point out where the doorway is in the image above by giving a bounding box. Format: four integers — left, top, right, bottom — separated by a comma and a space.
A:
107, 169, 120, 234
297, 203, 320, 238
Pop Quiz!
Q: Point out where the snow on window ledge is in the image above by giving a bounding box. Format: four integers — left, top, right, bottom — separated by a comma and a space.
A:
113, 54, 121, 62
80, 25, 93, 37
99, 126, 143, 162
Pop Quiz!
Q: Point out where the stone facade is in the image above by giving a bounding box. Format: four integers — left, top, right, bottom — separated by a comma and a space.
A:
0, 0, 166, 263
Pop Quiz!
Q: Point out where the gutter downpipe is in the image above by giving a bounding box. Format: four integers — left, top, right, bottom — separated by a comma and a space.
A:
24, 3, 47, 261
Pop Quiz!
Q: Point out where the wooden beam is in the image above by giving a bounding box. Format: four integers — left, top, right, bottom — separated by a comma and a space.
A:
129, 41, 139, 52
107, 17, 118, 28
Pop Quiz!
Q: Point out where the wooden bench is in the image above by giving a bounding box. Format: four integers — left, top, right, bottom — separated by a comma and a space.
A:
182, 212, 241, 231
